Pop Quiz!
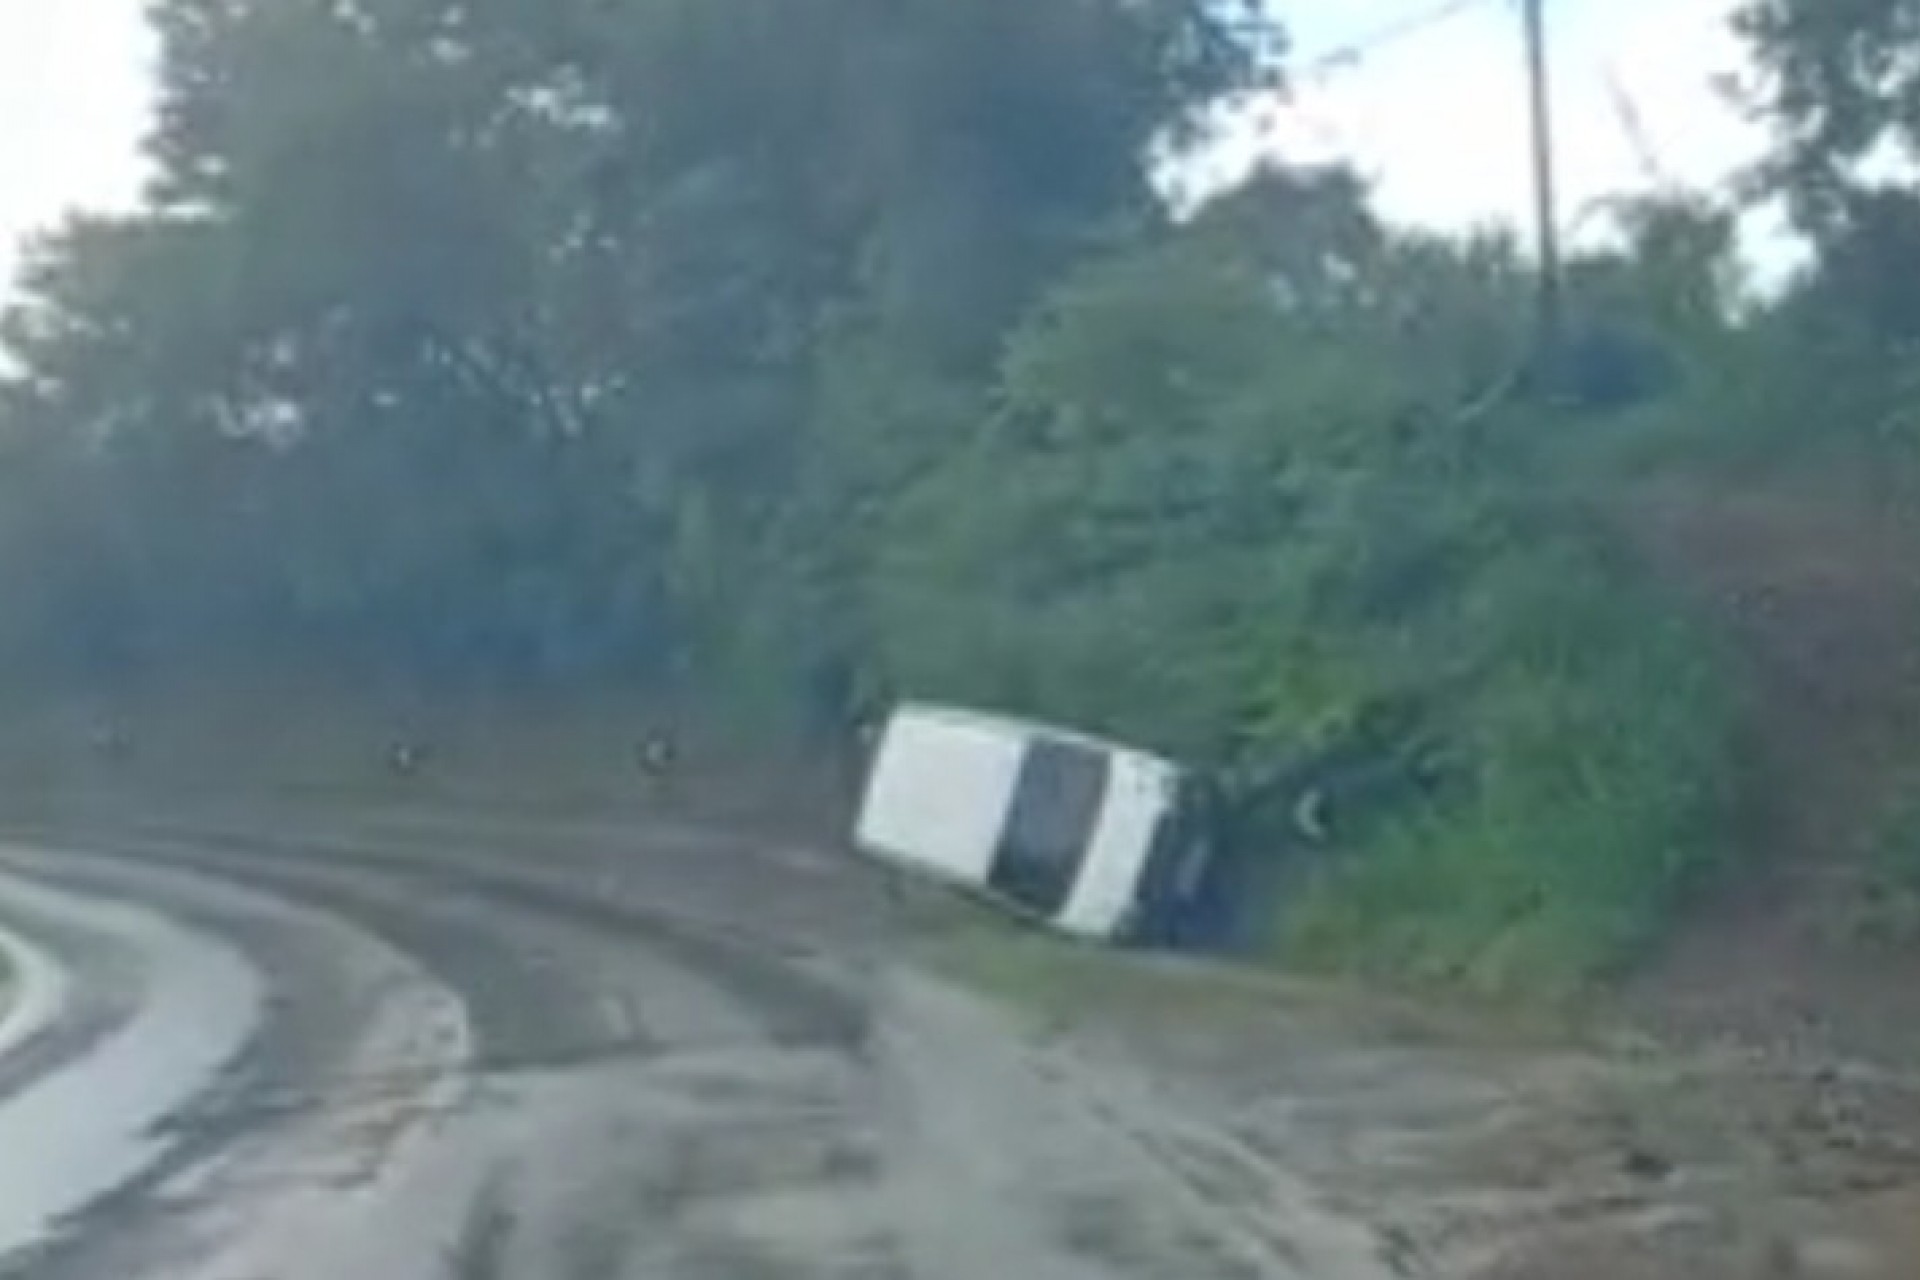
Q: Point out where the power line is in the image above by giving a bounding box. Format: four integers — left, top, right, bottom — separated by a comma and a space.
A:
1294, 0, 1500, 83
1269, 0, 1566, 365
1259, 0, 1567, 410
1266, 0, 1504, 187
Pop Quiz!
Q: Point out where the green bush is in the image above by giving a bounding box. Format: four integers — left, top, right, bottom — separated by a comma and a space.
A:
1279, 543, 1733, 997
866, 218, 1738, 999
1854, 794, 1920, 946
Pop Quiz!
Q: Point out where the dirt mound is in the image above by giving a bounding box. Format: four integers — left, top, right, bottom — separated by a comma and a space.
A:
1618, 470, 1920, 1064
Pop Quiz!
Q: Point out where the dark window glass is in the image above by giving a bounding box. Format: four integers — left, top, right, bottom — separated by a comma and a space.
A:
990, 739, 1110, 917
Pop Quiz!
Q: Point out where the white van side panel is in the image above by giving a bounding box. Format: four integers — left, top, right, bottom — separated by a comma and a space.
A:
1056, 754, 1176, 938
855, 710, 1023, 885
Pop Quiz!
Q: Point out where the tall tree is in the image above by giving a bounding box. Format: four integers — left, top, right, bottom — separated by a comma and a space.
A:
2, 0, 1279, 701
1735, 0, 1920, 225
1736, 2, 1920, 360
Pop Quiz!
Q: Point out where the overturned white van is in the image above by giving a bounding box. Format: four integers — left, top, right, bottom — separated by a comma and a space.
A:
854, 703, 1214, 942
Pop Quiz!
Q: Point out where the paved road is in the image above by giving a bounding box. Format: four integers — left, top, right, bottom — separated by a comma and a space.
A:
0, 807, 1395, 1280
0, 866, 259, 1263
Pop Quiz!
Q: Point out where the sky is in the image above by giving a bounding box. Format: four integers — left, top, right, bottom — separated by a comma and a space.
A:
0, 0, 1768, 292
1243, 0, 1764, 240
0, 1, 155, 287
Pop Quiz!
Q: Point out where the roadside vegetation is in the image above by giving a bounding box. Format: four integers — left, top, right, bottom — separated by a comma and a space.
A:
1857, 796, 1920, 948
1, 0, 1918, 999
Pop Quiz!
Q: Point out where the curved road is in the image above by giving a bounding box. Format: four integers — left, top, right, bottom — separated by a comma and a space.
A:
0, 808, 1394, 1280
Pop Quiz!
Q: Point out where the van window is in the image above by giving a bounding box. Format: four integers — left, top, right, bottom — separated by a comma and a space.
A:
989, 739, 1110, 916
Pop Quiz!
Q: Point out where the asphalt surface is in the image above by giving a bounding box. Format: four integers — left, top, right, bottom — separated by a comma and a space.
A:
0, 866, 260, 1263
0, 805, 1397, 1280
7, 801, 1917, 1280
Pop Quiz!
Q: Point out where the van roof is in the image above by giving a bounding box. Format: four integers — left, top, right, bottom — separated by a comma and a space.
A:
891, 701, 1181, 773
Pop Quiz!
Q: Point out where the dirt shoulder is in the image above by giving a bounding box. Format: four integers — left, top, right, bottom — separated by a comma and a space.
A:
1618, 471, 1920, 1069
920, 920, 1920, 1280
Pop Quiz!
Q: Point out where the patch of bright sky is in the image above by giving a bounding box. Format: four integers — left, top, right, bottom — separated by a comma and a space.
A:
0, 0, 1785, 294
0, 0, 155, 288
1250, 1, 1761, 227
1205, 0, 1800, 274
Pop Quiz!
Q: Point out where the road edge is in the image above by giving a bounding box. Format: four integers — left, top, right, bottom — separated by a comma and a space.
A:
0, 906, 71, 1064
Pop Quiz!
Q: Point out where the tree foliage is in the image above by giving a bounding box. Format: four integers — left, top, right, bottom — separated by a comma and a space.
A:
1735, 0, 1920, 219
0, 0, 1843, 993
2, 0, 1273, 698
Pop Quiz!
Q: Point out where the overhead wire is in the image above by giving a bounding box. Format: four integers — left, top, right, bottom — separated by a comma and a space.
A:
1266, 0, 1506, 180
1269, 0, 1560, 424
1291, 0, 1503, 85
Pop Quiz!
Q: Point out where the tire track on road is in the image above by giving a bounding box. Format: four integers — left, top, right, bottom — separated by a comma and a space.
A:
4, 819, 870, 1059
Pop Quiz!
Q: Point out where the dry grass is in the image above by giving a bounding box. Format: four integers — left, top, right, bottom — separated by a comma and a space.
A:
915, 898, 1567, 1054
0, 682, 854, 841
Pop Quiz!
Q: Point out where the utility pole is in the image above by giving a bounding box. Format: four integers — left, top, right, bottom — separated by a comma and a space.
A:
1522, 0, 1563, 358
